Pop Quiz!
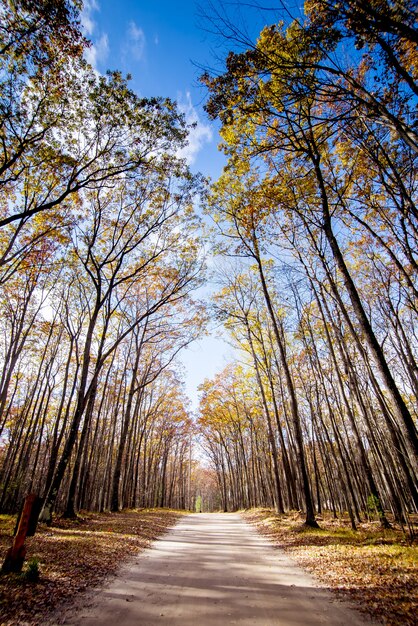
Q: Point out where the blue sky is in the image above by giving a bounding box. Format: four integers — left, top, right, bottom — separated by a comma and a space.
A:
80, 0, 286, 173
81, 0, 222, 174
80, 0, 286, 410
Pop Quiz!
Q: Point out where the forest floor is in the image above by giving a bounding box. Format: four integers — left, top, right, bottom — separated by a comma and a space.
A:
243, 509, 418, 626
0, 508, 182, 626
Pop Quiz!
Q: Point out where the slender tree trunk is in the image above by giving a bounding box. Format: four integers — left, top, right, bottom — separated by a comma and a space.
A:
309, 141, 418, 461
63, 377, 98, 518
252, 235, 318, 526
110, 341, 143, 512
245, 319, 284, 514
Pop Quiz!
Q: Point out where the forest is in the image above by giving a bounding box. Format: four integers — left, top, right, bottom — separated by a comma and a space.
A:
197, 0, 418, 534
0, 0, 417, 544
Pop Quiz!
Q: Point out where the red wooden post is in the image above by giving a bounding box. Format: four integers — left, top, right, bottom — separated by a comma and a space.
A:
2, 493, 37, 573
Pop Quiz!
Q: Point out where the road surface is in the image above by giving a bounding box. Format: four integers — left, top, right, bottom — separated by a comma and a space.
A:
60, 513, 376, 626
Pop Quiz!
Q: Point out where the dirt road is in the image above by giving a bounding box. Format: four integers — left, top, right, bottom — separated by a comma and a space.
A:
60, 513, 376, 625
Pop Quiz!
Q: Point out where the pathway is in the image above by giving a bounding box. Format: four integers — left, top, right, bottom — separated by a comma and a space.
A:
61, 513, 376, 626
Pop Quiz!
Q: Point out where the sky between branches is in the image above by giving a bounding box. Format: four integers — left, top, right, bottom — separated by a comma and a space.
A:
80, 0, 290, 410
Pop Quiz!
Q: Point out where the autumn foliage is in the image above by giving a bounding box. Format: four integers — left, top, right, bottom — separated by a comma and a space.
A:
199, 0, 418, 534
0, 0, 417, 623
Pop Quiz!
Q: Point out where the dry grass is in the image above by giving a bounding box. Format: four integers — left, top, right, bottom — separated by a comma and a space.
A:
243, 509, 418, 626
0, 508, 182, 625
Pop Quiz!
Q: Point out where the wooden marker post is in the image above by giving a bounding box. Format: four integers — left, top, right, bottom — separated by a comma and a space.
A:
2, 493, 38, 573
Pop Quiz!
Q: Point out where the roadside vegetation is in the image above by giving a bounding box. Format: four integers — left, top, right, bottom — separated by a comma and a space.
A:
0, 509, 181, 626
244, 509, 418, 626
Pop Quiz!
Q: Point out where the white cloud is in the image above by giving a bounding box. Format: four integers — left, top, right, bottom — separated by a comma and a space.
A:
80, 1, 109, 70
81, 0, 99, 36
127, 21, 146, 60
84, 33, 109, 69
177, 92, 213, 165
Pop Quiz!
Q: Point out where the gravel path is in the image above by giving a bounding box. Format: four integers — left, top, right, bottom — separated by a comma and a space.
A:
61, 513, 377, 626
